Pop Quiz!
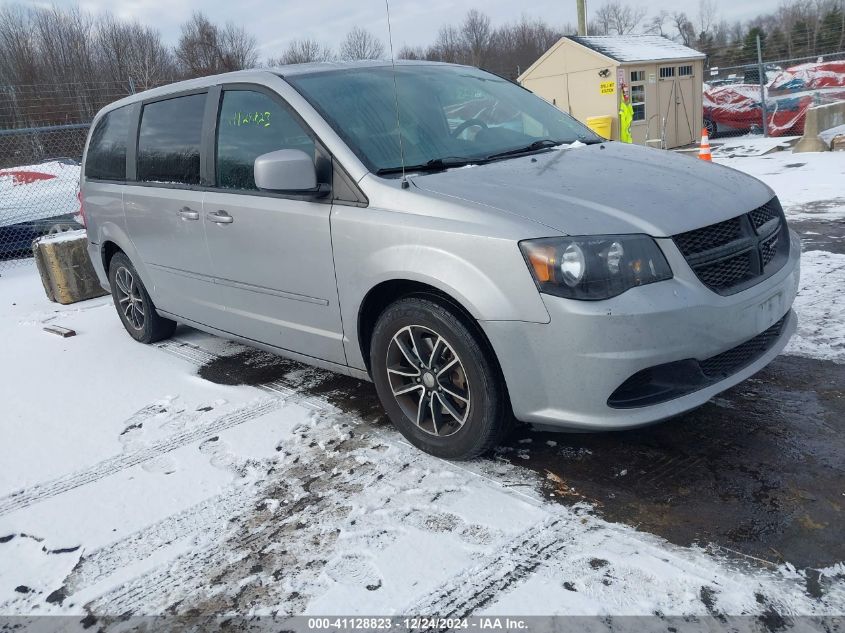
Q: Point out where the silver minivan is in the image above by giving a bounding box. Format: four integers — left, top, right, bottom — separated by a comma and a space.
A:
82, 61, 800, 459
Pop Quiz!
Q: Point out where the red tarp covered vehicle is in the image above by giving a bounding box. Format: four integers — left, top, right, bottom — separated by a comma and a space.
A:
704, 60, 845, 137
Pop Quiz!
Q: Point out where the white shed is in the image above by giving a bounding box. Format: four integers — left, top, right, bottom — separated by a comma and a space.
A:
519, 35, 706, 149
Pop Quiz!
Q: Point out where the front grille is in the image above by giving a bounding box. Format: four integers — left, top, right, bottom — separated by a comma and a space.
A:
750, 200, 780, 229
608, 313, 789, 408
674, 216, 742, 255
673, 197, 790, 295
695, 251, 755, 290
761, 233, 780, 267
699, 315, 788, 379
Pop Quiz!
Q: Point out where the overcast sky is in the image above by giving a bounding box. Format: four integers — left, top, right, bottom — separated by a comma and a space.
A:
53, 0, 779, 59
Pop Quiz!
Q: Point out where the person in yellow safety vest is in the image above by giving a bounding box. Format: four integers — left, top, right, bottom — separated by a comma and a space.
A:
619, 82, 633, 144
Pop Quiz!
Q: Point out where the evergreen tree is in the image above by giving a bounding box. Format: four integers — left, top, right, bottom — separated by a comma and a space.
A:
742, 27, 766, 64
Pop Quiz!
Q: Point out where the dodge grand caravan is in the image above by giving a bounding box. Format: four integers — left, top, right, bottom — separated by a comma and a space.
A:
81, 61, 800, 459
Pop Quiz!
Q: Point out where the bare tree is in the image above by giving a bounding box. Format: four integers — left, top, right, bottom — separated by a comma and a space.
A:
461, 9, 492, 66
97, 15, 175, 90
175, 12, 219, 76
593, 1, 647, 35
489, 15, 563, 78
338, 26, 384, 60
672, 11, 696, 46
397, 45, 427, 60
645, 10, 671, 36
176, 12, 258, 77
270, 38, 333, 65
0, 4, 38, 87
697, 0, 719, 37
429, 25, 468, 63
219, 22, 259, 70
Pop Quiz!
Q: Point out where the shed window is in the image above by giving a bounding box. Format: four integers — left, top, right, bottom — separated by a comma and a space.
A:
630, 70, 645, 82
659, 66, 675, 78
630, 84, 645, 122
679, 65, 693, 77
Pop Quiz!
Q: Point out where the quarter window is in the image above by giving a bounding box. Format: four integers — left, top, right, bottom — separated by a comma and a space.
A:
216, 90, 315, 191
137, 93, 206, 185
85, 106, 130, 180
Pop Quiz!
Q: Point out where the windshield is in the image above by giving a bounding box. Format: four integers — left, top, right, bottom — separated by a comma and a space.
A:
286, 64, 602, 174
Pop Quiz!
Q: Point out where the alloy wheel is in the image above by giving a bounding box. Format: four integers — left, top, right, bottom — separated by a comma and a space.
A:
114, 266, 145, 331
385, 324, 471, 437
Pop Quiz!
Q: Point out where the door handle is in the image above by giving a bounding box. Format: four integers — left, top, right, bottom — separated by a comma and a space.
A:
207, 210, 233, 224
178, 207, 199, 220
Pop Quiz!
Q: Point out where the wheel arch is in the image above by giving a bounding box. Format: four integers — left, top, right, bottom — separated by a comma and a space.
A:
95, 222, 155, 291
101, 240, 123, 274
356, 279, 504, 384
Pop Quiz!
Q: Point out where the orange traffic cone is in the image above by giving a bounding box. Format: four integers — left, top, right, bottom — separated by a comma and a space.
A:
698, 128, 712, 161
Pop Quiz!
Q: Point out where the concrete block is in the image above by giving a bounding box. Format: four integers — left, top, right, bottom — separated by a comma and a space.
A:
33, 229, 109, 305
794, 100, 845, 153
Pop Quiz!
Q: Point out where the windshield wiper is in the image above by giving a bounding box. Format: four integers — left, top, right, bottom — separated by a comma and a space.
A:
376, 157, 475, 176
485, 139, 564, 161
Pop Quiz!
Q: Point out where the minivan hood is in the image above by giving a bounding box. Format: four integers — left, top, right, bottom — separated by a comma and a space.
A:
411, 142, 774, 237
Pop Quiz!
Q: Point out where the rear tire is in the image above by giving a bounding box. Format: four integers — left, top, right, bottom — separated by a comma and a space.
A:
108, 252, 176, 344
370, 297, 512, 460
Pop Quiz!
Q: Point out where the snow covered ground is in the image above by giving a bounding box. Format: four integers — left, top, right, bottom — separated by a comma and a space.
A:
713, 139, 845, 363
0, 146, 843, 622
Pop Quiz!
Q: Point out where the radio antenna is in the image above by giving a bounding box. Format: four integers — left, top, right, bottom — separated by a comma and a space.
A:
385, 0, 409, 189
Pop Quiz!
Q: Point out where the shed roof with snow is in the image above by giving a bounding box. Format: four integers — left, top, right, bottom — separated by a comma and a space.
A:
566, 35, 705, 63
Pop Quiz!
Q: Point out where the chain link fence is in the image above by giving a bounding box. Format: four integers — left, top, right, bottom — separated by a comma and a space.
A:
0, 123, 89, 270
0, 78, 177, 271
704, 49, 845, 140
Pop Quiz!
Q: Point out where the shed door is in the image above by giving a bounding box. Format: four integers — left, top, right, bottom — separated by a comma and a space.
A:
658, 64, 696, 148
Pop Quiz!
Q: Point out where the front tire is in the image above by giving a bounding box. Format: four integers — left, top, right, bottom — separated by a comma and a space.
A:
108, 252, 176, 344
370, 297, 512, 459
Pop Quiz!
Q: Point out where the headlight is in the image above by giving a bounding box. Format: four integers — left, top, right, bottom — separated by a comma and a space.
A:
519, 235, 672, 300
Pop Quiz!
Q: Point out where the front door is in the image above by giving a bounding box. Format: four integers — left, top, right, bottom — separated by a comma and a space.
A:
123, 92, 218, 322
201, 87, 345, 365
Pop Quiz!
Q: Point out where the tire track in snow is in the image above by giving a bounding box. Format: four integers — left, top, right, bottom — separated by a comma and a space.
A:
83, 413, 367, 615
154, 339, 218, 365
157, 338, 337, 414
402, 517, 572, 619
64, 337, 567, 615
1, 339, 334, 518
64, 483, 256, 594
0, 398, 283, 517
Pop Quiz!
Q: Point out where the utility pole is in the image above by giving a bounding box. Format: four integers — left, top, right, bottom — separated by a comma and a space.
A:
756, 34, 768, 137
577, 0, 588, 36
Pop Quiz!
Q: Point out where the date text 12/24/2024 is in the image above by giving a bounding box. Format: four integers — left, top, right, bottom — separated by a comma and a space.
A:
306, 617, 529, 630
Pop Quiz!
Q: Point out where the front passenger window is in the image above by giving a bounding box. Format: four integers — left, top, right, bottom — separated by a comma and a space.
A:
216, 90, 315, 191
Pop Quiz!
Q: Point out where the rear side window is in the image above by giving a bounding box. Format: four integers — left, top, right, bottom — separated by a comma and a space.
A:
216, 90, 315, 190
85, 106, 130, 180
137, 93, 206, 185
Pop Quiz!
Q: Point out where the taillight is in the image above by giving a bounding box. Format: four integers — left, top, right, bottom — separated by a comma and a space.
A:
77, 190, 87, 228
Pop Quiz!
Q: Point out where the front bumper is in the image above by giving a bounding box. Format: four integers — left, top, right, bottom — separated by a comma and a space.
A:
481, 230, 801, 430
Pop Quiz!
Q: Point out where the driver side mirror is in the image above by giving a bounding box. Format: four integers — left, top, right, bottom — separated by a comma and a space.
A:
254, 149, 319, 192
